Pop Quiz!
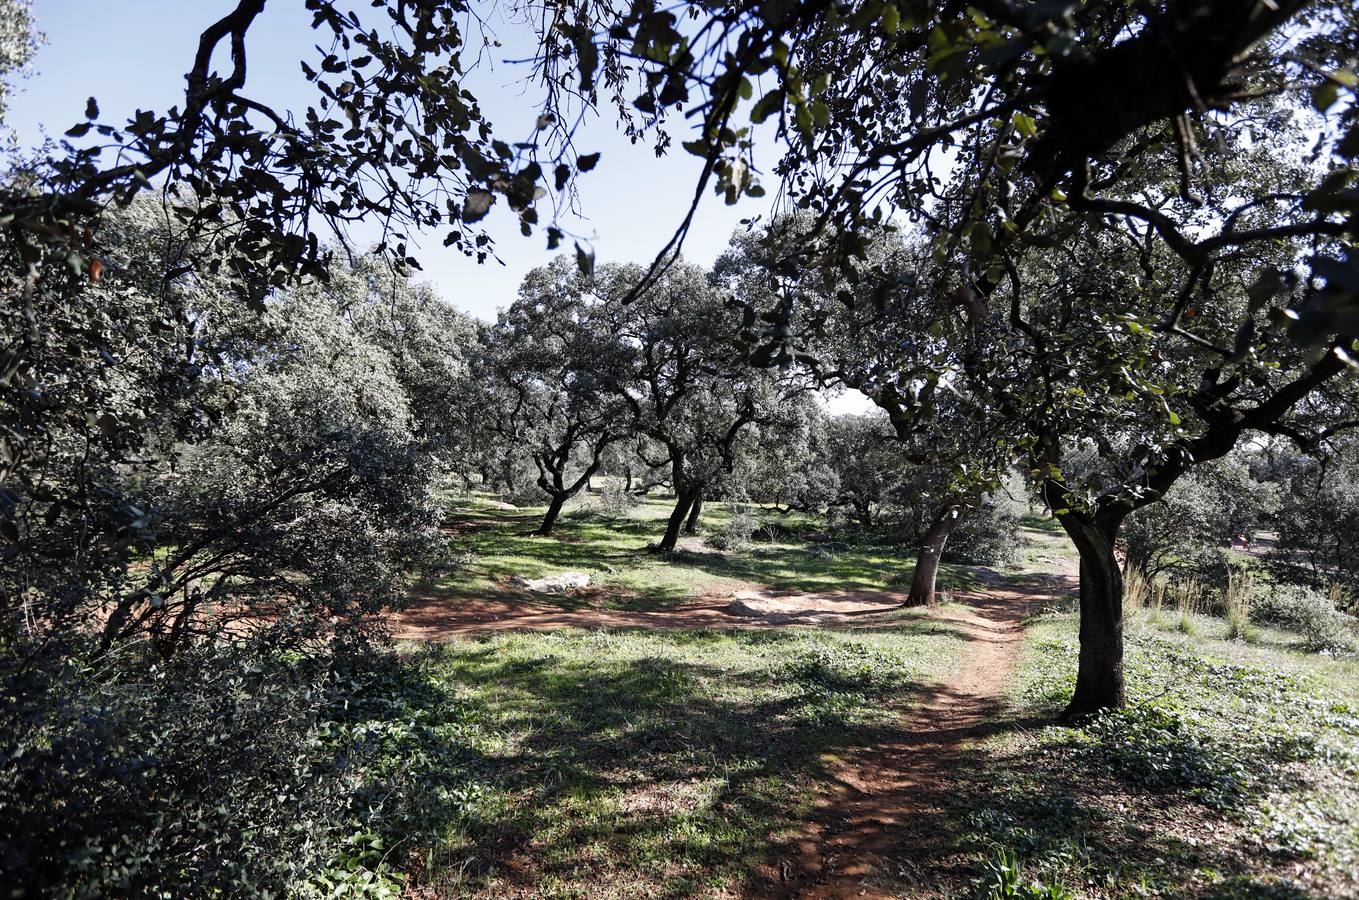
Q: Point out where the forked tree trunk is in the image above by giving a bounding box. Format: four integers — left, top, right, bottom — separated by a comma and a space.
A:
536, 493, 568, 536
1056, 510, 1128, 719
684, 494, 704, 534
906, 505, 964, 606
657, 487, 698, 552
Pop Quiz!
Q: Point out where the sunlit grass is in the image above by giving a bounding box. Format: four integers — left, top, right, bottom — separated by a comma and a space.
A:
370, 616, 968, 896
433, 493, 963, 609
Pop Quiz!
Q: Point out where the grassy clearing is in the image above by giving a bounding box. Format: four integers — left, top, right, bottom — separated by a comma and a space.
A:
427, 494, 975, 610
327, 616, 968, 897
950, 603, 1359, 899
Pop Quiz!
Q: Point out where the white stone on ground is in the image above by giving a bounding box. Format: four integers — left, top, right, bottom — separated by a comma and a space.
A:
510, 571, 591, 593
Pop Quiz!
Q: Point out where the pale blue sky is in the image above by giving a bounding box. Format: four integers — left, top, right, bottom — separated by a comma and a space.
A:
6, 0, 871, 413
5, 0, 771, 321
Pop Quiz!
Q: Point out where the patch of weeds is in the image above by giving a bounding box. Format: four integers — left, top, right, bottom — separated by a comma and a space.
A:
995, 615, 1359, 897
974, 848, 1078, 899
1073, 705, 1253, 809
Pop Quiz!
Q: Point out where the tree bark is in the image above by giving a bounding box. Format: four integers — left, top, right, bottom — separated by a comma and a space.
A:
623, 465, 632, 492
657, 488, 697, 552
684, 494, 704, 534
906, 505, 963, 606
1055, 509, 1128, 719
536, 492, 568, 536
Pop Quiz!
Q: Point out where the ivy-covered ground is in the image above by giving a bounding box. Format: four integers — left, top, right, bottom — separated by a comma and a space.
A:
311, 618, 967, 897
953, 609, 1359, 899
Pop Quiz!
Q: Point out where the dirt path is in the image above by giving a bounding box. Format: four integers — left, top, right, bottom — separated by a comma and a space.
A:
773, 569, 1078, 899
388, 587, 910, 638
395, 552, 1077, 898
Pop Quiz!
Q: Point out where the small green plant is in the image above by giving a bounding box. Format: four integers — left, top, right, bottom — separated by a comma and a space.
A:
1224, 567, 1256, 642
976, 848, 1076, 900
709, 507, 759, 550
1173, 579, 1203, 635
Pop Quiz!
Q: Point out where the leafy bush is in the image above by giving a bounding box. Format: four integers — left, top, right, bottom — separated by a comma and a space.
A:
1, 643, 359, 896
708, 508, 759, 550
1251, 584, 1357, 655
947, 495, 1023, 566
1273, 453, 1359, 591
595, 484, 639, 518
1122, 454, 1277, 584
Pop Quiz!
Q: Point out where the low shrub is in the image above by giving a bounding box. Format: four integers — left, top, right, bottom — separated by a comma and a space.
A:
708, 508, 759, 551
595, 485, 640, 518
1251, 584, 1357, 655
1, 642, 361, 896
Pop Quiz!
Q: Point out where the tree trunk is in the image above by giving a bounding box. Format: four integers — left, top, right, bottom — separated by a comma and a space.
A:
906, 505, 964, 606
1056, 510, 1128, 719
537, 493, 568, 536
657, 488, 697, 552
624, 465, 632, 492
684, 494, 704, 534
857, 500, 873, 530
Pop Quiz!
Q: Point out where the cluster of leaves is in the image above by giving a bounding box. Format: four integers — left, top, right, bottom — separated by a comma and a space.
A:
1, 642, 361, 895
0, 194, 485, 892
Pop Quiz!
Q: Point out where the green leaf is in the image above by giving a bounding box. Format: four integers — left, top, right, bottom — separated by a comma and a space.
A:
880, 4, 900, 34
1312, 82, 1339, 112
462, 190, 493, 223
750, 89, 783, 125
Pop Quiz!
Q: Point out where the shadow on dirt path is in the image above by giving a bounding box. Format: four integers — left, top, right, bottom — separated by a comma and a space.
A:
389, 587, 911, 638
761, 565, 1079, 899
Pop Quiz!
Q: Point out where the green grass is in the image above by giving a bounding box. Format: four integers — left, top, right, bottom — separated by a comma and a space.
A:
322, 499, 1359, 897
949, 607, 1359, 899
428, 493, 970, 610
328, 616, 968, 897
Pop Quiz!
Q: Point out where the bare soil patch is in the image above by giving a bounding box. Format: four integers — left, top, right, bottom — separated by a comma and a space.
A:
389, 586, 911, 639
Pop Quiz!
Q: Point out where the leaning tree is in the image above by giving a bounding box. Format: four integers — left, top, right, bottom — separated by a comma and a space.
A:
592, 260, 811, 551
485, 257, 633, 535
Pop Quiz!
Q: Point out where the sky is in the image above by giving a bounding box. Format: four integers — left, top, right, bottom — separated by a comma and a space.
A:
4, 0, 768, 320
5, 0, 872, 412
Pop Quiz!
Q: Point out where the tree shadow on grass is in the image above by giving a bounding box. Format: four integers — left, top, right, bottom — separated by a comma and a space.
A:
811, 683, 1352, 900
375, 623, 973, 897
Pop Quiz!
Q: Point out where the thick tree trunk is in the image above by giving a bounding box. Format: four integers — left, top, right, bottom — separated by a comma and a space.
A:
906, 505, 963, 606
684, 494, 704, 534
657, 488, 697, 552
536, 492, 568, 536
857, 500, 873, 530
1056, 511, 1128, 719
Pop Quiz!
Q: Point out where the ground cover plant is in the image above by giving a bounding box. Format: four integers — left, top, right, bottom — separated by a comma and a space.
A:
949, 603, 1359, 900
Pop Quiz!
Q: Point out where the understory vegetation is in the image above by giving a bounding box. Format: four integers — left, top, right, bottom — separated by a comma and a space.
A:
958, 610, 1359, 900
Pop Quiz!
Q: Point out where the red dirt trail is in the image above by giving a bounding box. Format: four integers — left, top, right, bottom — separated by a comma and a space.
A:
770, 569, 1077, 898
393, 556, 1078, 899
388, 587, 909, 639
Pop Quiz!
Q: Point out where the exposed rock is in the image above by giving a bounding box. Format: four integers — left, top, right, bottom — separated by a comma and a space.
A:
724, 588, 893, 625
510, 571, 591, 593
